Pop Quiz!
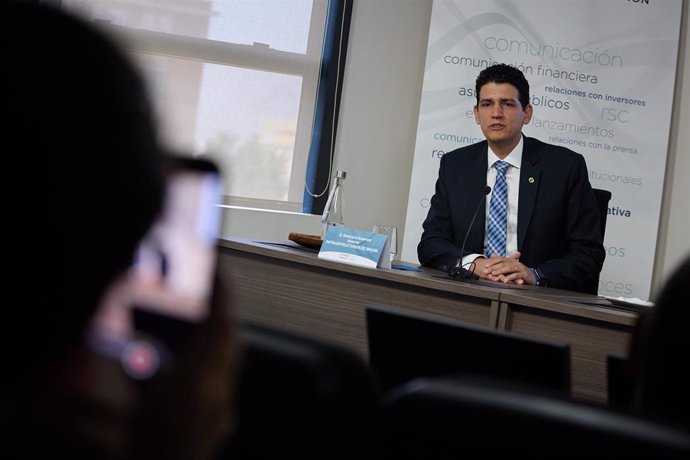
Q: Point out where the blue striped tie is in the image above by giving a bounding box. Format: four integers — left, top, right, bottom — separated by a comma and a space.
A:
487, 160, 510, 257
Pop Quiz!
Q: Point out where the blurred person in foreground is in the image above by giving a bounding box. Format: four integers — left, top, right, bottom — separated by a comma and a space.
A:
2, 2, 241, 459
630, 255, 690, 431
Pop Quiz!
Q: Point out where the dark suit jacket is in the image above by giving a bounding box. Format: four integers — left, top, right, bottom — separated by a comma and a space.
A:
417, 136, 605, 294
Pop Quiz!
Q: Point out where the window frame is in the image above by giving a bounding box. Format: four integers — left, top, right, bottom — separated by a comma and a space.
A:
59, 0, 352, 215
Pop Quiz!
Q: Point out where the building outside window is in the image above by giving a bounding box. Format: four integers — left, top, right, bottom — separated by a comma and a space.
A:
62, 0, 350, 214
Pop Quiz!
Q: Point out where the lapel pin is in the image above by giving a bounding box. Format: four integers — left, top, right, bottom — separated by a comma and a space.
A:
528, 177, 535, 184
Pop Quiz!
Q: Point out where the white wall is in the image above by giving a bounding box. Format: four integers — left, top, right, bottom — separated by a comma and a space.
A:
222, 0, 689, 297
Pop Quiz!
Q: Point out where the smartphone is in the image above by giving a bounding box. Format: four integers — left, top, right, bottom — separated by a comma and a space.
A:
89, 156, 223, 379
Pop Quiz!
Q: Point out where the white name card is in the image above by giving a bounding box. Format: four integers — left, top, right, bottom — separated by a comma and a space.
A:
318, 226, 391, 269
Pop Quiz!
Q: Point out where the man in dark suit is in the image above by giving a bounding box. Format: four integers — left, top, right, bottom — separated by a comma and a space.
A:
418, 64, 604, 294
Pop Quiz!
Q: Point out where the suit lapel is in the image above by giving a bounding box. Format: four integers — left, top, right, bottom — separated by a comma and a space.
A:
467, 144, 488, 246
517, 137, 542, 250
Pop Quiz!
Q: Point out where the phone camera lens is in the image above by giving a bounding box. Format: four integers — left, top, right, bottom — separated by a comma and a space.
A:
121, 339, 161, 380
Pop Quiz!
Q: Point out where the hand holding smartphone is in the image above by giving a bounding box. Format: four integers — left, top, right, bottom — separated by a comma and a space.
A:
89, 156, 223, 379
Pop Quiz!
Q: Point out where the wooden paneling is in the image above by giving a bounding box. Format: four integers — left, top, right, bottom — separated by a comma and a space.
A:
218, 238, 641, 403
219, 242, 498, 357
498, 300, 634, 402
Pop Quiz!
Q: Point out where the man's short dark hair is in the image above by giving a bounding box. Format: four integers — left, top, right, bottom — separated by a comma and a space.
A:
475, 63, 530, 108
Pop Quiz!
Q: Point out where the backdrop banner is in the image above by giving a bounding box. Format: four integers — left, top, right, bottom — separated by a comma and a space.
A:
401, 0, 682, 300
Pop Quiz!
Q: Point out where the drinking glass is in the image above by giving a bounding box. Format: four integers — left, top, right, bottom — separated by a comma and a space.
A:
373, 225, 398, 262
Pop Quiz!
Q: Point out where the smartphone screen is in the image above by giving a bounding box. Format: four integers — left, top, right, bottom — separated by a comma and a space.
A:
88, 156, 222, 378
129, 157, 221, 323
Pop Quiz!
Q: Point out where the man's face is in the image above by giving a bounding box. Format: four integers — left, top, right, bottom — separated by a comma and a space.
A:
473, 82, 532, 156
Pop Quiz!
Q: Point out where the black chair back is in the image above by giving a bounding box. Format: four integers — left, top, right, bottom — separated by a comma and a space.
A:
583, 188, 612, 294
593, 188, 612, 238
607, 351, 635, 409
366, 305, 571, 394
222, 322, 378, 460
376, 375, 690, 459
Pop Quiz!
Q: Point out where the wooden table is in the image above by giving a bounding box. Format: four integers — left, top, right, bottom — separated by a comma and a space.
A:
218, 237, 642, 403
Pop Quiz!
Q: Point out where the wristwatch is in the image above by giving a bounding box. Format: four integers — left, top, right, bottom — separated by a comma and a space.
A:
532, 267, 547, 287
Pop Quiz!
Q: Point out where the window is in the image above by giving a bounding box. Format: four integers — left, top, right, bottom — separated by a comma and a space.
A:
62, 0, 351, 214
